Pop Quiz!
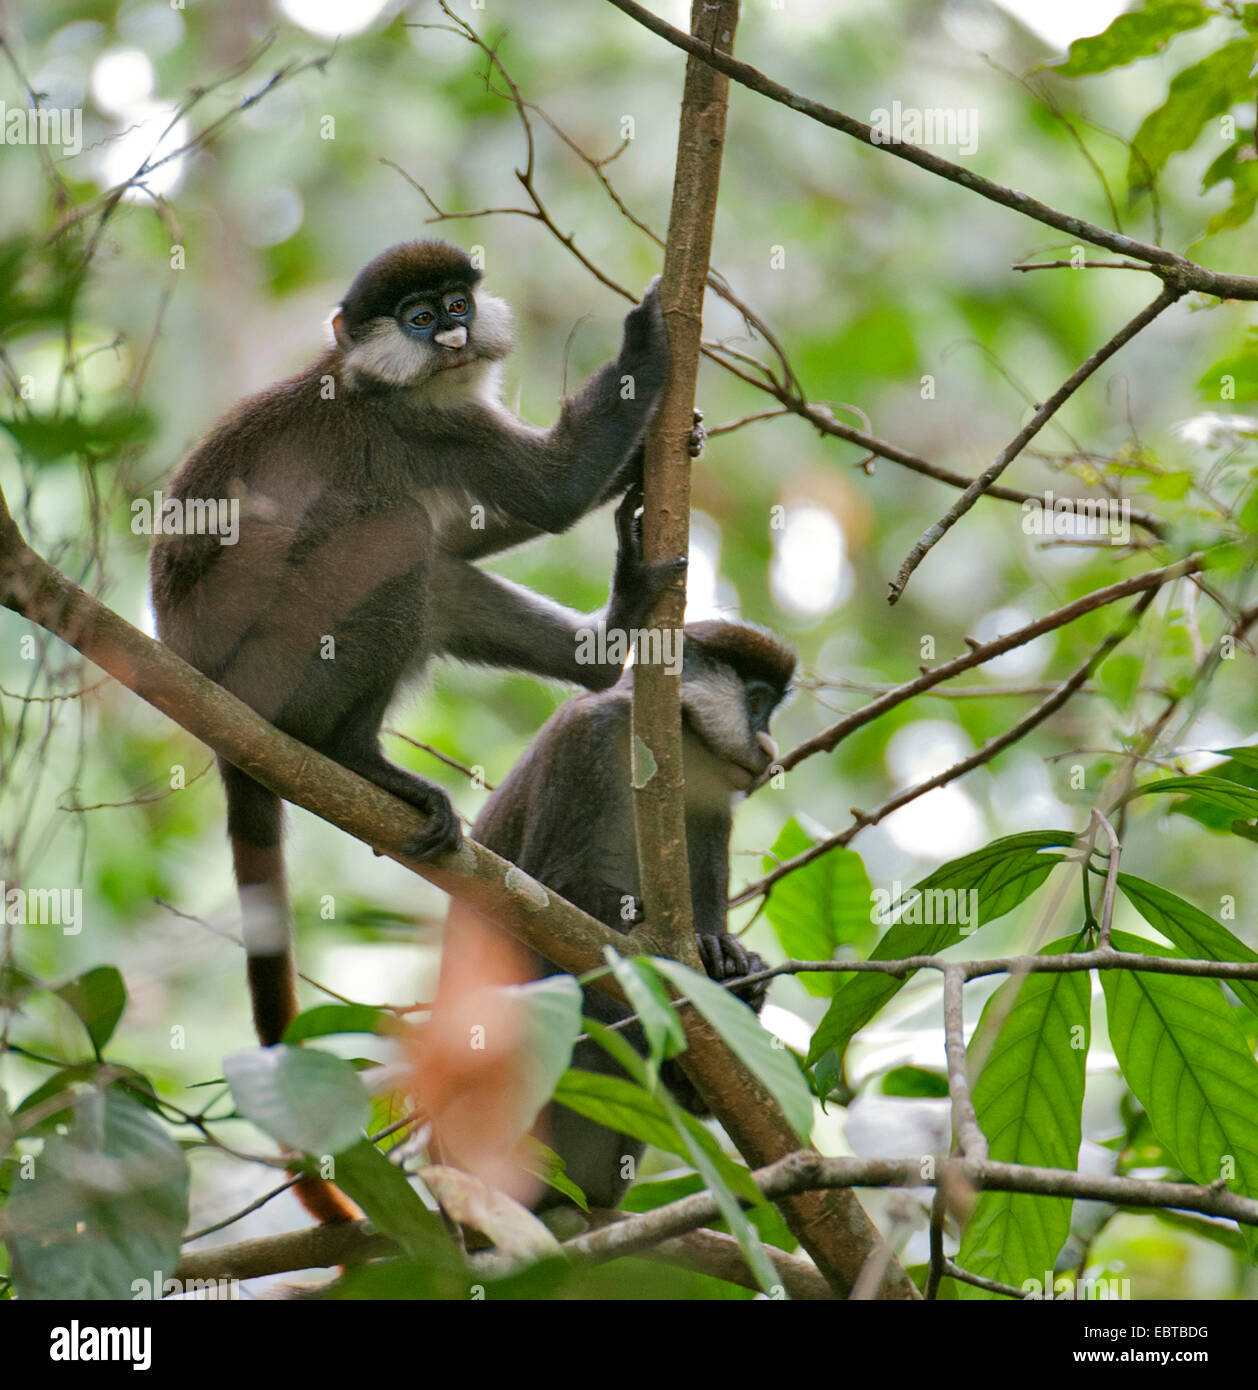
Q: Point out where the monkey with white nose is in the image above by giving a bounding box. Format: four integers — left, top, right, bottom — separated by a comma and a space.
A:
150, 240, 678, 1060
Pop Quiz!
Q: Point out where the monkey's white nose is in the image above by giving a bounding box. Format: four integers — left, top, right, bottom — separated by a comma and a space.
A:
435, 327, 468, 349
756, 732, 779, 762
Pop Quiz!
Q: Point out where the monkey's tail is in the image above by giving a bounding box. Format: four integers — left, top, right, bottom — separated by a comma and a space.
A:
223, 761, 361, 1226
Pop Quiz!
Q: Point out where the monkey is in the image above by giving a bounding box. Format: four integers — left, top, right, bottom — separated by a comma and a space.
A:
460, 619, 796, 1211
149, 242, 680, 1220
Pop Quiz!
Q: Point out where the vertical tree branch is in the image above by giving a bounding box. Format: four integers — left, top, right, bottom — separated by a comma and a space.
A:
624, 0, 917, 1298
631, 0, 739, 958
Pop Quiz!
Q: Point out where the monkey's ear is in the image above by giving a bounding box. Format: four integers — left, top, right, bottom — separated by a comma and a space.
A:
330, 310, 352, 349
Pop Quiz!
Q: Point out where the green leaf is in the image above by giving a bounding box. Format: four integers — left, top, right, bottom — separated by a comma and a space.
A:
1118, 875, 1258, 1020
6, 1089, 188, 1300
603, 950, 686, 1065
1166, 748, 1258, 832
0, 407, 153, 463
55, 966, 126, 1053
809, 832, 1073, 1064
1052, 1, 1209, 77
282, 1004, 408, 1043
661, 1090, 782, 1296
1128, 39, 1258, 196
224, 1045, 369, 1156
879, 1065, 950, 1098
956, 937, 1090, 1299
1197, 339, 1258, 402
1128, 773, 1258, 821
762, 819, 874, 995
1096, 653, 1142, 711
510, 974, 584, 1133
552, 1068, 686, 1157
520, 1134, 588, 1211
327, 1140, 448, 1258
650, 957, 815, 1140
1102, 930, 1258, 1249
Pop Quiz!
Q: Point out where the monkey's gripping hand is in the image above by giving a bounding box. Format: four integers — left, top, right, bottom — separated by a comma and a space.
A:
698, 933, 771, 1014
605, 484, 687, 637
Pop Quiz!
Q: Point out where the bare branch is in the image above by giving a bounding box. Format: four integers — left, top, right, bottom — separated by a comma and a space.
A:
887, 286, 1182, 603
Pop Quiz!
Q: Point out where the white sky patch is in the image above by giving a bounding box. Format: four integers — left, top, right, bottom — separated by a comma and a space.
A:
884, 785, 986, 858
1176, 714, 1243, 772
90, 46, 154, 115
770, 502, 851, 619
882, 720, 986, 856
242, 185, 305, 247
886, 718, 973, 783
989, 0, 1129, 52
684, 510, 726, 622
96, 101, 189, 200
971, 604, 1052, 681
1172, 412, 1258, 450
278, 0, 390, 39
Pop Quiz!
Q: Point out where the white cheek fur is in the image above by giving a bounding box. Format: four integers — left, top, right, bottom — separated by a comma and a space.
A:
342, 317, 436, 387
682, 668, 754, 766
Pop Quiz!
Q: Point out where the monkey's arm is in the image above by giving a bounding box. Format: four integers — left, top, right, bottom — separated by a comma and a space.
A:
436, 286, 668, 558
431, 491, 683, 691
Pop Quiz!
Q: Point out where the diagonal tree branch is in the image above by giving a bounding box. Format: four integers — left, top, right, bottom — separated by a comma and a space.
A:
603, 0, 1258, 302
887, 285, 1183, 602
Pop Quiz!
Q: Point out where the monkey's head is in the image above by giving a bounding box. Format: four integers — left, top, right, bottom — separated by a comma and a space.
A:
331, 240, 515, 391
679, 621, 796, 790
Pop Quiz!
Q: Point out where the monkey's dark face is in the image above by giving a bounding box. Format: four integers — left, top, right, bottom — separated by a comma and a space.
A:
332, 240, 515, 394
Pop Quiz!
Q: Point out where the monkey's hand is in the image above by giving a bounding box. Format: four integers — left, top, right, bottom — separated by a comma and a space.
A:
606, 485, 687, 636
616, 276, 668, 394
698, 933, 771, 1014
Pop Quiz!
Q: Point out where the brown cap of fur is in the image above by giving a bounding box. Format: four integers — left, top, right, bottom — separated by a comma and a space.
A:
685, 620, 796, 693
339, 241, 481, 336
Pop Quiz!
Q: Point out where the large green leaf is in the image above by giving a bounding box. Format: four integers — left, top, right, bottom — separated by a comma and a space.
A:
54, 966, 127, 1055
1052, 0, 1209, 77
509, 974, 585, 1134
6, 1088, 188, 1300
282, 1003, 408, 1043
224, 1045, 369, 1156
1128, 773, 1258, 820
808, 832, 1073, 1064
661, 1089, 782, 1296
1102, 930, 1258, 1252
331, 1140, 448, 1258
651, 957, 815, 1140
1118, 875, 1258, 1021
552, 1067, 686, 1157
1128, 39, 1258, 195
762, 819, 874, 995
956, 937, 1090, 1299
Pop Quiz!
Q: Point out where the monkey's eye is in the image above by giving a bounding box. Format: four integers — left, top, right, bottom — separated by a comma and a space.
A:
407, 307, 435, 329
747, 688, 770, 721
446, 296, 469, 315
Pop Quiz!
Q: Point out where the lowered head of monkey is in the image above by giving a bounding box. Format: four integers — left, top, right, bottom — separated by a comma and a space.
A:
460, 619, 796, 1210
330, 241, 515, 396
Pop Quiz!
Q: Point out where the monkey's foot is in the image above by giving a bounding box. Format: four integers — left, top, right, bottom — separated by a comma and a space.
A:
687, 408, 705, 459
698, 933, 770, 1010
397, 783, 464, 861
